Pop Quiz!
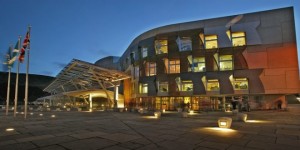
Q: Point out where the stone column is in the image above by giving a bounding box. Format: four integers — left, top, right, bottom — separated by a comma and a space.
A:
89, 94, 93, 112
114, 85, 119, 109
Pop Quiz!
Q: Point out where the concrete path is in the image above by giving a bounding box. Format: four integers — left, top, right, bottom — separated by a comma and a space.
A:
0, 110, 299, 150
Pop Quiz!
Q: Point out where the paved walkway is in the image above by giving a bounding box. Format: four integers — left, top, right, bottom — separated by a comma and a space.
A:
0, 110, 300, 150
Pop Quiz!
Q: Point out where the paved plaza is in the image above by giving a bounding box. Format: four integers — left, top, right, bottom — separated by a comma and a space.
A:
1, 109, 300, 150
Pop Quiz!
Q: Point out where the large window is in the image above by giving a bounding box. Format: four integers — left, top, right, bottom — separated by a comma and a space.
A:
169, 60, 180, 73
188, 56, 205, 72
175, 77, 193, 91
232, 32, 246, 46
158, 82, 168, 92
155, 40, 168, 54
219, 55, 233, 71
176, 37, 192, 51
207, 79, 220, 91
145, 62, 156, 76
205, 35, 218, 49
181, 80, 193, 91
233, 78, 248, 90
142, 47, 148, 58
139, 83, 148, 94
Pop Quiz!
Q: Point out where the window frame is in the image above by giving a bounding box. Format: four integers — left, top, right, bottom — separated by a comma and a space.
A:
204, 35, 218, 49
155, 40, 168, 54
231, 32, 246, 47
219, 55, 233, 71
169, 59, 180, 74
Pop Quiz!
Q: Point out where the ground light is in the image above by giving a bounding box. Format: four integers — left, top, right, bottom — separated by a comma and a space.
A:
39, 113, 43, 116
51, 115, 56, 118
218, 117, 232, 128
6, 128, 15, 132
246, 120, 272, 123
154, 111, 161, 118
30, 112, 34, 115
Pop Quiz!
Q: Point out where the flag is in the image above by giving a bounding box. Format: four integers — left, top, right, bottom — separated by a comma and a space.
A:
176, 36, 182, 51
19, 31, 30, 63
2, 47, 11, 71
8, 41, 20, 66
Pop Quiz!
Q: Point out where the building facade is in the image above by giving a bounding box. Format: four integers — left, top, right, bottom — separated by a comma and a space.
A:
111, 7, 299, 111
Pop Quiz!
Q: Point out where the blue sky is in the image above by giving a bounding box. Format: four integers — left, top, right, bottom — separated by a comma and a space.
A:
0, 0, 299, 77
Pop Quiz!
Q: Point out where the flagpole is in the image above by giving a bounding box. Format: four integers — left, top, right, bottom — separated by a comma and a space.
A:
6, 67, 11, 115
24, 26, 31, 119
14, 36, 21, 117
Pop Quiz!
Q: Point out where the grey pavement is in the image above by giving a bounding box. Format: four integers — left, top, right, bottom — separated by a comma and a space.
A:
1, 109, 300, 150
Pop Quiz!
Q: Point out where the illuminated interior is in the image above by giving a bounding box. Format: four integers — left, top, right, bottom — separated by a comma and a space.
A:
159, 82, 168, 92
233, 78, 248, 90
205, 35, 218, 49
232, 32, 246, 46
169, 60, 180, 73
155, 40, 168, 54
145, 62, 156, 76
219, 55, 233, 71
207, 79, 220, 91
181, 80, 193, 91
139, 83, 148, 94
188, 56, 205, 72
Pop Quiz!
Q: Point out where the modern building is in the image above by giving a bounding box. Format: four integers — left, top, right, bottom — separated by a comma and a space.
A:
41, 7, 299, 111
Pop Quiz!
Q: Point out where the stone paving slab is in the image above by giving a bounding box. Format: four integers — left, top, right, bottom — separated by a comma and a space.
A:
1, 110, 300, 149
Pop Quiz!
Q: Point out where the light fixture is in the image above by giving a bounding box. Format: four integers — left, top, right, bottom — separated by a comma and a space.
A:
6, 128, 15, 132
218, 117, 232, 128
162, 109, 166, 113
51, 115, 56, 118
237, 113, 247, 122
30, 112, 34, 115
154, 111, 161, 118
189, 110, 194, 114
39, 113, 43, 116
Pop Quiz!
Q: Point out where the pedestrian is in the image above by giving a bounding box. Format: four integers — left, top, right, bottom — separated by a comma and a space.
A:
277, 100, 282, 110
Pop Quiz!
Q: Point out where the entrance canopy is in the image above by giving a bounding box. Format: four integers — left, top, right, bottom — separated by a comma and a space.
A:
44, 59, 130, 94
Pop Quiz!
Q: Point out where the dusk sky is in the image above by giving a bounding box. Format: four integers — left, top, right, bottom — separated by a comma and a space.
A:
0, 0, 299, 77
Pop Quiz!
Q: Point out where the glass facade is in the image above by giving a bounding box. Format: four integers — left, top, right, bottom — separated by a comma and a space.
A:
232, 32, 246, 46
205, 35, 218, 49
219, 55, 233, 71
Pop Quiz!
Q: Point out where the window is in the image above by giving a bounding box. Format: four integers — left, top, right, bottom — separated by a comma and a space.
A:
181, 80, 193, 91
205, 35, 218, 49
193, 57, 205, 72
158, 82, 168, 92
142, 47, 148, 58
207, 79, 220, 91
155, 40, 168, 54
219, 55, 233, 71
130, 52, 135, 65
175, 78, 193, 91
139, 83, 148, 94
169, 60, 180, 73
233, 78, 248, 90
232, 32, 246, 46
145, 62, 156, 76
176, 37, 192, 51
134, 66, 139, 78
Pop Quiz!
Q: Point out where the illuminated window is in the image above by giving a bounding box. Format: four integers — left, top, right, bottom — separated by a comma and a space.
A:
155, 40, 168, 54
169, 60, 180, 73
142, 47, 148, 58
193, 57, 205, 72
145, 62, 156, 76
232, 32, 246, 46
181, 80, 193, 91
177, 37, 192, 51
233, 78, 248, 90
205, 35, 218, 49
175, 78, 193, 91
219, 55, 233, 71
207, 79, 220, 91
159, 82, 168, 92
139, 83, 148, 94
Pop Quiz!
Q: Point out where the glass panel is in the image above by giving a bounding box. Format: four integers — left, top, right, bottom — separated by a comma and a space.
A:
234, 78, 248, 90
220, 61, 233, 71
139, 83, 148, 93
205, 40, 218, 49
159, 82, 168, 92
178, 37, 192, 51
232, 32, 246, 46
219, 55, 233, 71
142, 47, 148, 58
169, 60, 180, 73
155, 40, 168, 54
232, 32, 245, 38
193, 57, 205, 72
182, 80, 193, 91
207, 80, 219, 91
232, 37, 246, 46
145, 62, 156, 76
205, 35, 217, 40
